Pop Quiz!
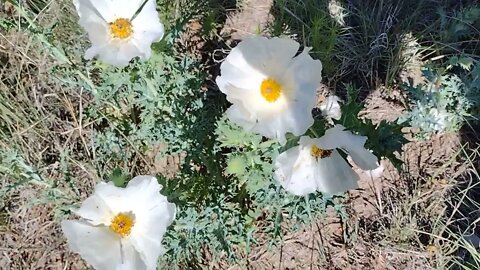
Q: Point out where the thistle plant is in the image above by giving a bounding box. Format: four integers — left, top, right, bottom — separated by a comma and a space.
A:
399, 62, 473, 140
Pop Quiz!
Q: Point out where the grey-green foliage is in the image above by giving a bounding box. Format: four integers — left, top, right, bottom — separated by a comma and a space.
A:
399, 60, 474, 140
438, 6, 480, 54
464, 62, 480, 117
157, 117, 331, 268
79, 51, 205, 178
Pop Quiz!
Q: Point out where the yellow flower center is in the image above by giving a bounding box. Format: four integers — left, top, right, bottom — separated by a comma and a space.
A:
260, 78, 281, 103
109, 18, 133, 39
110, 213, 134, 237
311, 145, 333, 159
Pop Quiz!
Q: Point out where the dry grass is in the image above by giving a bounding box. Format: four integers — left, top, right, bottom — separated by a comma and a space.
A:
0, 1, 96, 268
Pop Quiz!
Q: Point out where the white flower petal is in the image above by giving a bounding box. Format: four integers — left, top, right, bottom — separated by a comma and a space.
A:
119, 239, 148, 270
88, 42, 142, 66
225, 105, 257, 130
92, 176, 159, 216
275, 146, 317, 196
218, 78, 267, 114
130, 201, 175, 268
283, 47, 322, 96
62, 220, 122, 270
318, 124, 379, 170
230, 36, 299, 77
131, 0, 165, 59
83, 21, 110, 47
74, 192, 113, 225
347, 146, 379, 171
314, 150, 359, 194
89, 181, 130, 215
131, 0, 164, 38
64, 176, 175, 270
112, 0, 145, 19
216, 62, 265, 95
74, 0, 114, 23
366, 163, 384, 178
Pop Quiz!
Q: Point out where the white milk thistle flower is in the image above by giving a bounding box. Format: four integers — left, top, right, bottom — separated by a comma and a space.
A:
216, 36, 322, 145
73, 0, 165, 66
274, 125, 379, 196
61, 176, 175, 270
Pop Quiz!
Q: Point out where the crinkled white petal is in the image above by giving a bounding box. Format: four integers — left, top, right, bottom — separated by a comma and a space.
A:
119, 239, 148, 270
113, 0, 145, 19
217, 36, 322, 144
61, 220, 122, 270
130, 0, 165, 60
126, 176, 176, 235
130, 200, 175, 268
90, 181, 132, 216
274, 141, 359, 195
314, 150, 359, 194
74, 191, 114, 225
94, 176, 174, 225
318, 124, 379, 170
227, 36, 300, 78
74, 0, 114, 22
319, 95, 342, 120
275, 146, 317, 196
122, 176, 175, 269
74, 0, 164, 66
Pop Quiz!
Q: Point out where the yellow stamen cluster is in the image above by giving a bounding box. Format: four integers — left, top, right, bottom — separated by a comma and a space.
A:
109, 18, 133, 39
110, 213, 134, 237
311, 145, 332, 159
260, 78, 281, 103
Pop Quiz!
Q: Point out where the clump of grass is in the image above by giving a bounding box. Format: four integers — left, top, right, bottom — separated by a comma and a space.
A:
271, 0, 341, 81
271, 0, 478, 89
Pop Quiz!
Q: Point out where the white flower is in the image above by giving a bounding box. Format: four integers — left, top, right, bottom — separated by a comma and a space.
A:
319, 95, 342, 121
216, 36, 322, 145
62, 176, 176, 270
74, 0, 165, 66
274, 124, 379, 196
